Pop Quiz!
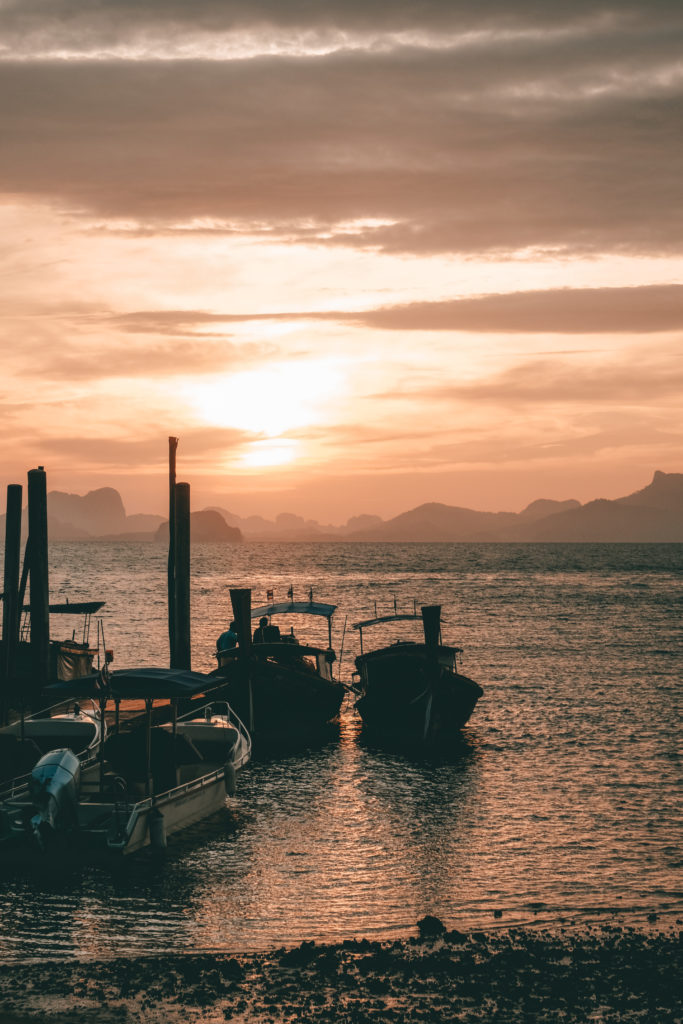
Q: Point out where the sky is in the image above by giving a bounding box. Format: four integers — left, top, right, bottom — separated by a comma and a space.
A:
0, 0, 681, 523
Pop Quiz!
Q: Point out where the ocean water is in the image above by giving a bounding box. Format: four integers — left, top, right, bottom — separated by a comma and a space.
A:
0, 541, 681, 963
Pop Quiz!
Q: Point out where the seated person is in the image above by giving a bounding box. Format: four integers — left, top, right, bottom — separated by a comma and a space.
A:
253, 617, 282, 644
263, 622, 281, 642
252, 616, 270, 644
217, 621, 239, 652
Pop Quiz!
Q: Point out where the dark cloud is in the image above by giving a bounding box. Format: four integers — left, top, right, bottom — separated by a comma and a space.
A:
2, 1, 681, 48
107, 284, 683, 335
0, 21, 681, 256
396, 354, 683, 406
356, 285, 683, 333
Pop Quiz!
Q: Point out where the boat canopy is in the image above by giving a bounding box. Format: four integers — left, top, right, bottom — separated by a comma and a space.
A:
3, 600, 105, 614
252, 601, 337, 620
48, 601, 105, 615
46, 667, 212, 701
352, 613, 424, 630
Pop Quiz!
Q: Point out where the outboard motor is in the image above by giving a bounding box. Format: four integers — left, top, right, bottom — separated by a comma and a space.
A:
28, 748, 80, 851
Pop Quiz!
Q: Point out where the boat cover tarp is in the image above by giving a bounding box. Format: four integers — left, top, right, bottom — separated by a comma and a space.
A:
252, 601, 336, 620
45, 667, 212, 701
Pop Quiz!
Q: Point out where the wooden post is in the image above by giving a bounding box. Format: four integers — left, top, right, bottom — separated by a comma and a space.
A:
1, 484, 22, 724
145, 697, 153, 796
421, 605, 441, 741
230, 588, 253, 732
421, 605, 441, 649
173, 481, 191, 670
167, 436, 178, 667
27, 467, 50, 696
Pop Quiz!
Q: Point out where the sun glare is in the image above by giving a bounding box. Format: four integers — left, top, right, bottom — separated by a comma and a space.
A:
240, 439, 300, 468
190, 360, 344, 437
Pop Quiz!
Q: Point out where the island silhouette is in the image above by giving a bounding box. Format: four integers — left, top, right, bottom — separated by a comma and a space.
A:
1, 471, 681, 543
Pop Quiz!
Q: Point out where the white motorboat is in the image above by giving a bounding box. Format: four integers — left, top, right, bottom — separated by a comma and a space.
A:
0, 701, 104, 801
0, 668, 251, 856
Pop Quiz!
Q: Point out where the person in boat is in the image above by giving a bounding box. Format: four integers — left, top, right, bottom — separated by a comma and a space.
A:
253, 616, 281, 644
217, 621, 239, 653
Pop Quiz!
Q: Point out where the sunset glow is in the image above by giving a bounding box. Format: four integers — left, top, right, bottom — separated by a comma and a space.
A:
0, 1, 680, 521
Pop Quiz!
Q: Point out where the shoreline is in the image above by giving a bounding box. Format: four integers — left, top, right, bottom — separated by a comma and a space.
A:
0, 920, 680, 1023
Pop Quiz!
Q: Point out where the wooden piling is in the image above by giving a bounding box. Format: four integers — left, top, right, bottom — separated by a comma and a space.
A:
421, 605, 442, 649
27, 467, 50, 694
167, 436, 178, 667
421, 605, 441, 741
1, 484, 22, 724
230, 588, 253, 732
173, 481, 191, 670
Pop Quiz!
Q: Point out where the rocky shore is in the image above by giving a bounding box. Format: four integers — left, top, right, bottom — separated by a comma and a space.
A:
0, 920, 680, 1023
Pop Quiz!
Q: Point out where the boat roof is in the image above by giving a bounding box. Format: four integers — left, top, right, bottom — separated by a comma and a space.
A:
352, 613, 424, 630
46, 667, 211, 700
252, 600, 336, 620
8, 600, 105, 614
48, 601, 105, 615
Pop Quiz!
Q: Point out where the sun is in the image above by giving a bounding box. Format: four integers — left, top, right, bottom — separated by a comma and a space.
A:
190, 360, 343, 436
239, 439, 300, 468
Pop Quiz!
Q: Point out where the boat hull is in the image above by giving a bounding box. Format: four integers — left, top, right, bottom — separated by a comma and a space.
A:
211, 658, 345, 737
354, 648, 482, 741
106, 768, 233, 855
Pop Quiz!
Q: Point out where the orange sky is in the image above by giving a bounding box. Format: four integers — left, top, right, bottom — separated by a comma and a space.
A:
0, 1, 681, 523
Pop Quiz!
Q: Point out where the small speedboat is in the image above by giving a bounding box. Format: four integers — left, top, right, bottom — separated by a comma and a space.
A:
352, 605, 483, 742
0, 701, 104, 800
0, 668, 251, 856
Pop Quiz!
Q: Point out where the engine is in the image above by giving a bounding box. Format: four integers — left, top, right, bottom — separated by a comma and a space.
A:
28, 748, 81, 850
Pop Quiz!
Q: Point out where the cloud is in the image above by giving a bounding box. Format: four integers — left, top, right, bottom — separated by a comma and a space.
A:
36, 426, 258, 468
398, 352, 683, 406
2, 314, 278, 381
94, 284, 683, 337
355, 285, 683, 333
0, 18, 681, 257
1, 1, 681, 58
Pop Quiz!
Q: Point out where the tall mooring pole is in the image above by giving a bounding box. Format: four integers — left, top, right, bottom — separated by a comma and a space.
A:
27, 467, 50, 697
167, 436, 178, 667
230, 588, 253, 733
173, 481, 191, 670
1, 484, 22, 724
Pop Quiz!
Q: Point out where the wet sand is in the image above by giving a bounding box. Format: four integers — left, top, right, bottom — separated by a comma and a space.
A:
0, 920, 679, 1023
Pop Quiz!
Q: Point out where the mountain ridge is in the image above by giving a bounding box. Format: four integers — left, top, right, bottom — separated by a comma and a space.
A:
0, 471, 680, 542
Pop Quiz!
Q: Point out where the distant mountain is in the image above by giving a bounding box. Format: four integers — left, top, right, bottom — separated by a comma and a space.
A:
346, 503, 519, 542
515, 497, 683, 542
48, 487, 127, 536
518, 498, 581, 522
514, 471, 683, 542
1, 471, 680, 543
154, 510, 243, 543
345, 471, 683, 542
206, 506, 344, 541
615, 469, 683, 513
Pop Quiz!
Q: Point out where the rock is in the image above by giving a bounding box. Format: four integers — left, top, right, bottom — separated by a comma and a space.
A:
417, 915, 446, 939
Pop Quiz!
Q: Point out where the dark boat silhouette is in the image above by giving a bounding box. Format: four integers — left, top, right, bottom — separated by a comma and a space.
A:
351, 605, 483, 742
211, 598, 345, 739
